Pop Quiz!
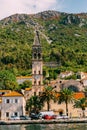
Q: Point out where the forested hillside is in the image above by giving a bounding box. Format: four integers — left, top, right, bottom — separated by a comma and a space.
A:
0, 10, 87, 75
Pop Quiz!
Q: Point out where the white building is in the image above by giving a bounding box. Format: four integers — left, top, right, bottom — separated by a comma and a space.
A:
59, 71, 73, 79
0, 91, 26, 120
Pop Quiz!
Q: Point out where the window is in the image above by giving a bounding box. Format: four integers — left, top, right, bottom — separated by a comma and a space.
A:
38, 81, 41, 85
34, 53, 37, 59
39, 91, 41, 96
34, 70, 36, 74
14, 112, 18, 116
54, 86, 57, 88
6, 112, 9, 117
34, 92, 36, 96
2, 92, 5, 95
34, 80, 36, 85
60, 81, 62, 83
15, 99, 18, 103
38, 53, 41, 59
38, 71, 40, 74
6, 99, 10, 103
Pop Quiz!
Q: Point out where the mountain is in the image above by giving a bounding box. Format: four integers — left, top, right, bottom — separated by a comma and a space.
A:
0, 10, 87, 75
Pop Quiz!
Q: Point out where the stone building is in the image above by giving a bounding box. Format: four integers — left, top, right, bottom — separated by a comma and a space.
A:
42, 92, 87, 117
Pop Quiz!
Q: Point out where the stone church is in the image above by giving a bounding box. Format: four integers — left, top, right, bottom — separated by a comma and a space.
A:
25, 29, 87, 117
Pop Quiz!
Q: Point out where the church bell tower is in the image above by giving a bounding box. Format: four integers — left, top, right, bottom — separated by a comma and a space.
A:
32, 30, 43, 95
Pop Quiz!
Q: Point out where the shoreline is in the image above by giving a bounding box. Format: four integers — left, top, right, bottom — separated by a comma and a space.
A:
0, 118, 87, 125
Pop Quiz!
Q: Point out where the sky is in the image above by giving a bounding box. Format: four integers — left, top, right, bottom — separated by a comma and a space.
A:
0, 0, 87, 20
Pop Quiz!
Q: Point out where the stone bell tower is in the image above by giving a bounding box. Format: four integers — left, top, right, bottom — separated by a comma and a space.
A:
32, 29, 43, 95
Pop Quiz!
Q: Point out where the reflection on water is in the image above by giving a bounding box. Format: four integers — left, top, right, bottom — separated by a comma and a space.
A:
0, 123, 87, 130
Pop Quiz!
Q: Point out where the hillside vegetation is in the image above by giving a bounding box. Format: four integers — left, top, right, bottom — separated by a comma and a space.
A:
0, 10, 87, 75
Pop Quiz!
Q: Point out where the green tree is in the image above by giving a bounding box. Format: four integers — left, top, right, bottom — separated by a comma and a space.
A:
40, 86, 55, 111
58, 88, 73, 116
4, 80, 18, 90
0, 70, 18, 90
74, 98, 87, 117
26, 95, 43, 114
19, 80, 32, 90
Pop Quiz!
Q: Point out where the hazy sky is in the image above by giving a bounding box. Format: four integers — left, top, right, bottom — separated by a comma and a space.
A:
0, 0, 87, 20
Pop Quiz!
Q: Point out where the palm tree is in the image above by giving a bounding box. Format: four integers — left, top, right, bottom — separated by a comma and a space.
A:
26, 95, 43, 114
74, 98, 87, 117
40, 86, 56, 111
58, 88, 73, 116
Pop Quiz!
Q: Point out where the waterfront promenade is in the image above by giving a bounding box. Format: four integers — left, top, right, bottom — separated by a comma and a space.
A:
0, 118, 87, 125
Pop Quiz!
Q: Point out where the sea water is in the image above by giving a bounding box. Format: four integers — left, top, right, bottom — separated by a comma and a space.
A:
0, 123, 87, 130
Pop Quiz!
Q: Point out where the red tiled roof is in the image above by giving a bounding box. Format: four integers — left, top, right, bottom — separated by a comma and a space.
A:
73, 92, 85, 100
25, 88, 32, 91
2, 91, 23, 97
54, 92, 85, 99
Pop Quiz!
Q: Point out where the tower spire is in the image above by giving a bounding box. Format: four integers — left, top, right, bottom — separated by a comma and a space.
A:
33, 27, 40, 45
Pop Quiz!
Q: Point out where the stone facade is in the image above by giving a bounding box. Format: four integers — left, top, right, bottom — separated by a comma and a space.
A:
42, 92, 87, 117
43, 101, 87, 117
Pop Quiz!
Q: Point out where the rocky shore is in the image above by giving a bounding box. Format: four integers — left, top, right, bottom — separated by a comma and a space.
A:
0, 118, 87, 125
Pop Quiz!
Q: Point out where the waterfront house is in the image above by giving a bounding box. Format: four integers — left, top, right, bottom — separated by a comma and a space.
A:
0, 91, 26, 120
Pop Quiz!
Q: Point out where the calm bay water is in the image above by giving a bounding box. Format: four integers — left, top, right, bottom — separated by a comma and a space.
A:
0, 123, 87, 130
